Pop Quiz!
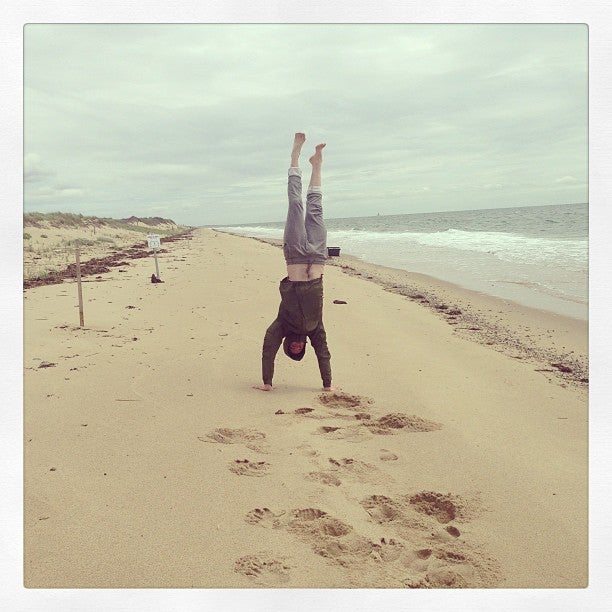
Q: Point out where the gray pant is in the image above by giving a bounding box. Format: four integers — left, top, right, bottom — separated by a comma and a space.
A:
283, 168, 327, 265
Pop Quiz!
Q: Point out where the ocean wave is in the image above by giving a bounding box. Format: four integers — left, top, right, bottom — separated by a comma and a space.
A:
212, 206, 587, 317
397, 229, 588, 264
328, 227, 582, 261
215, 225, 587, 269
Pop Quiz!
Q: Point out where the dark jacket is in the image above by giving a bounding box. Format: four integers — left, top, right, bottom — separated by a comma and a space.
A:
261, 276, 332, 387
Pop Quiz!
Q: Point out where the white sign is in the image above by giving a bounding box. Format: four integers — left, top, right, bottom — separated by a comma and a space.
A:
147, 234, 161, 249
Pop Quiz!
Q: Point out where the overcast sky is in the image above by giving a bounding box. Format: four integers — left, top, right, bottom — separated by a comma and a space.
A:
24, 23, 587, 226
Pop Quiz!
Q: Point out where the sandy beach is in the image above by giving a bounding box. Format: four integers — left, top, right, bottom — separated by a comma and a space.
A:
23, 227, 587, 588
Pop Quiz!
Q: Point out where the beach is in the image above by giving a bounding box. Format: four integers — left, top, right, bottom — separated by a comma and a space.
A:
23, 227, 588, 588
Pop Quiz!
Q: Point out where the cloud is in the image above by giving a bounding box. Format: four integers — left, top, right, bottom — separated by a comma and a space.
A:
24, 154, 54, 183
23, 24, 588, 224
26, 185, 84, 200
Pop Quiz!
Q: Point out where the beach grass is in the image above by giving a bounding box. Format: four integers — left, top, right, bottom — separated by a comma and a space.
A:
23, 212, 190, 280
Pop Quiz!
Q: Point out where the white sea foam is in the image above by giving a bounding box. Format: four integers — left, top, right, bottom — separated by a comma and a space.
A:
403, 229, 587, 266
324, 228, 587, 270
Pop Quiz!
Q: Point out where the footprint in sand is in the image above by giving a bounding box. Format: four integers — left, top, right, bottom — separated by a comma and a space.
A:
296, 444, 320, 458
199, 427, 269, 453
361, 491, 477, 533
305, 471, 342, 487
276, 407, 323, 418
317, 392, 373, 411
315, 393, 441, 436
328, 411, 373, 422
329, 457, 383, 481
371, 537, 405, 562
244, 507, 285, 528
240, 501, 500, 587
305, 457, 381, 488
244, 506, 377, 570
379, 449, 399, 461
365, 413, 442, 435
285, 509, 412, 575
294, 407, 315, 415
405, 565, 470, 588
408, 491, 469, 524
289, 406, 326, 420
286, 508, 374, 566
287, 507, 353, 538
313, 424, 372, 443
359, 493, 452, 542
286, 397, 371, 422
402, 541, 502, 588
359, 492, 500, 587
234, 552, 292, 585
229, 459, 271, 477
360, 494, 403, 523
201, 427, 265, 444
313, 533, 376, 568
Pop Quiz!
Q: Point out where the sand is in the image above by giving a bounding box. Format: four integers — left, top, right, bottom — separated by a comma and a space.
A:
23, 228, 587, 589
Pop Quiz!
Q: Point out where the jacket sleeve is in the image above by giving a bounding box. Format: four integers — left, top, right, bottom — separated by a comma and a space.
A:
262, 318, 284, 385
309, 322, 332, 388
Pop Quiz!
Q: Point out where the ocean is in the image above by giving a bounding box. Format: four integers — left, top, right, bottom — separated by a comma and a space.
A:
216, 202, 588, 320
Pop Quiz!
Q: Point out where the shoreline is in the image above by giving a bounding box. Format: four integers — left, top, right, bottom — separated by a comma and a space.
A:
212, 207, 588, 323
226, 233, 588, 388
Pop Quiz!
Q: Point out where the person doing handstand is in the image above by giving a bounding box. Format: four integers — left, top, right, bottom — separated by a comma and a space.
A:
254, 133, 334, 392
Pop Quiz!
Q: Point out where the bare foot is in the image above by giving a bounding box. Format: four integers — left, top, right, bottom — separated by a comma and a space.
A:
309, 143, 326, 165
253, 384, 273, 392
291, 133, 306, 166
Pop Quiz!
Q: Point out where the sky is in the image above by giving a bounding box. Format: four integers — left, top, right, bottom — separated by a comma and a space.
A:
23, 23, 588, 226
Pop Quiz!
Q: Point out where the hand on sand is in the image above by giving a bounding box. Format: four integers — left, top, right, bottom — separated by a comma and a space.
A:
322, 386, 336, 392
253, 384, 273, 392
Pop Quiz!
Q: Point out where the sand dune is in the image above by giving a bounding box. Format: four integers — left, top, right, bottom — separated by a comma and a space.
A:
23, 212, 188, 282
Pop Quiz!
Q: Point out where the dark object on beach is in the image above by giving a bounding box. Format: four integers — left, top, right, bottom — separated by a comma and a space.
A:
38, 361, 56, 368
151, 274, 164, 283
294, 407, 314, 414
551, 363, 573, 373
333, 299, 347, 304
446, 526, 461, 538
327, 246, 341, 257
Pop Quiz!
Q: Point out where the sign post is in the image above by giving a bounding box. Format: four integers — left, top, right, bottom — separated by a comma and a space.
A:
147, 234, 161, 279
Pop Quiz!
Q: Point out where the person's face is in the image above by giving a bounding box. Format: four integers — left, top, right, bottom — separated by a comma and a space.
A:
289, 341, 305, 355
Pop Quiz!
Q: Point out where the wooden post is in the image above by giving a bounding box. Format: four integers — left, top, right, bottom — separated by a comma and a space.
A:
75, 245, 85, 327
153, 247, 160, 279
